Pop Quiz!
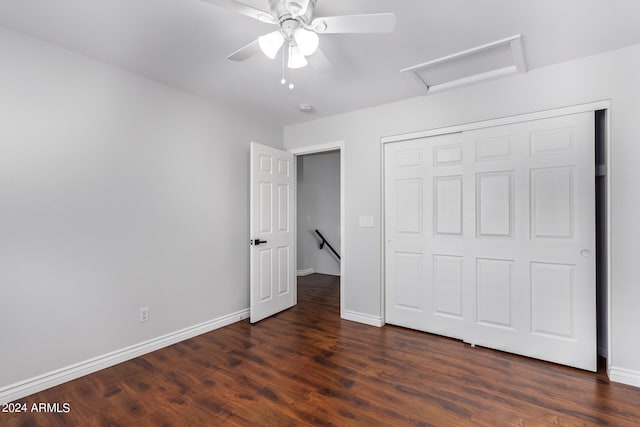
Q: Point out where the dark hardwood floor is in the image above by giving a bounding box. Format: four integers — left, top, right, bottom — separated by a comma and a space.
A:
4, 273, 640, 426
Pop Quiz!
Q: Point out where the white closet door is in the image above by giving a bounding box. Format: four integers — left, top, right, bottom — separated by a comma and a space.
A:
385, 133, 470, 340
384, 112, 596, 371
384, 138, 426, 330
465, 112, 596, 371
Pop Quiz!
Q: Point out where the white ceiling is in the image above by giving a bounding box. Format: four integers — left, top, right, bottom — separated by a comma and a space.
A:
1, 0, 640, 126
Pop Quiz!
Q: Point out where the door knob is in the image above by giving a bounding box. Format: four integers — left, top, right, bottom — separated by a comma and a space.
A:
251, 239, 267, 246
580, 249, 591, 257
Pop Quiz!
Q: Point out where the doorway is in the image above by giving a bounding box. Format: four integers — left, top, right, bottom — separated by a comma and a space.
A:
290, 142, 345, 317
296, 151, 341, 276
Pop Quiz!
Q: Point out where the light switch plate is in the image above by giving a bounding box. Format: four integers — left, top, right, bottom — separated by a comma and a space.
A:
359, 216, 374, 227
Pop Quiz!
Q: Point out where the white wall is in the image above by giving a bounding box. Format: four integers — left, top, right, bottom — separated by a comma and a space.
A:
296, 151, 340, 276
0, 28, 282, 392
284, 44, 640, 386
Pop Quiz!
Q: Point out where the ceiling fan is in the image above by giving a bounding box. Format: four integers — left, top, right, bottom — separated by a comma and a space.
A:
201, 0, 396, 70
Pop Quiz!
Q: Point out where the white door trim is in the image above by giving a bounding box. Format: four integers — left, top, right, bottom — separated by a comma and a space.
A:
289, 141, 345, 319
604, 108, 613, 380
381, 100, 611, 144
380, 101, 612, 375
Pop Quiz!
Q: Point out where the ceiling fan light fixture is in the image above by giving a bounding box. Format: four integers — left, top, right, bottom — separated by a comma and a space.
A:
287, 44, 308, 69
293, 28, 319, 56
258, 30, 285, 59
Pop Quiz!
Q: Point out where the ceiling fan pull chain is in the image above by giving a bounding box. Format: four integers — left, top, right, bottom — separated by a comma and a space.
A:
281, 47, 287, 85
280, 46, 295, 89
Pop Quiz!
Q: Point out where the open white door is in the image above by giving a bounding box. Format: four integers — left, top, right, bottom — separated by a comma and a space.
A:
250, 142, 296, 323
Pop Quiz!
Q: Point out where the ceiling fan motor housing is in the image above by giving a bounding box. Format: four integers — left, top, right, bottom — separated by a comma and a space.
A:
281, 19, 300, 34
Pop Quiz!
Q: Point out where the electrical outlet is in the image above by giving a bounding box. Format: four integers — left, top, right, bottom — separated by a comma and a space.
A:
139, 307, 149, 322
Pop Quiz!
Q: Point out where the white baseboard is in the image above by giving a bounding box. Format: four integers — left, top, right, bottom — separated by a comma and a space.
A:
608, 366, 640, 388
314, 272, 340, 277
342, 310, 384, 327
297, 268, 315, 276
0, 309, 250, 404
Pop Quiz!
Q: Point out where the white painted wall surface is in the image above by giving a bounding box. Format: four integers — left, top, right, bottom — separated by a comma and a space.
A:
284, 44, 640, 385
0, 28, 282, 390
296, 151, 340, 276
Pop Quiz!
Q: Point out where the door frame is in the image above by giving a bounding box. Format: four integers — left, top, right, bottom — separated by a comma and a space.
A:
289, 141, 345, 318
380, 100, 611, 372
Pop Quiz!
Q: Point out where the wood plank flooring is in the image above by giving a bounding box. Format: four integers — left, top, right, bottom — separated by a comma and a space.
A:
3, 273, 640, 426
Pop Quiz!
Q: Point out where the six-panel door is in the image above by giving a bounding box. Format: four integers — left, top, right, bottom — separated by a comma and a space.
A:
250, 142, 295, 323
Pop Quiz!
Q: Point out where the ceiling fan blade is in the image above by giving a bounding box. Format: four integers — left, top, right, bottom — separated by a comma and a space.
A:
311, 13, 396, 34
307, 47, 332, 73
227, 39, 261, 61
200, 0, 275, 24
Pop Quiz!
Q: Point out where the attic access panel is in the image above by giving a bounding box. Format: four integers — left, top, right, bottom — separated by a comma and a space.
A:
402, 35, 527, 94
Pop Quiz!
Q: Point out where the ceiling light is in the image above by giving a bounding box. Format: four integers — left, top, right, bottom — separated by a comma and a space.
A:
293, 28, 319, 56
258, 31, 285, 59
288, 44, 308, 69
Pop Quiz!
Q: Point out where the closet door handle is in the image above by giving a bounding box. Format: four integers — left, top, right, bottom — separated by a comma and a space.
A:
251, 239, 267, 246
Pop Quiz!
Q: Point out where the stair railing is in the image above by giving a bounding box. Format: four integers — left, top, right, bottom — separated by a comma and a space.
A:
314, 229, 341, 260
